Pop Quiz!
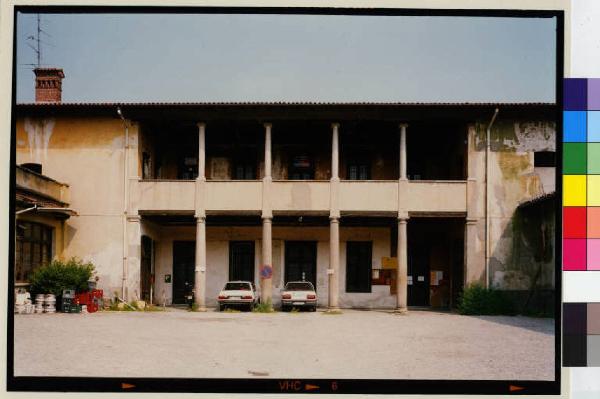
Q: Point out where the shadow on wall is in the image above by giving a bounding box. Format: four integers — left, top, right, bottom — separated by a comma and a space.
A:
488, 196, 556, 316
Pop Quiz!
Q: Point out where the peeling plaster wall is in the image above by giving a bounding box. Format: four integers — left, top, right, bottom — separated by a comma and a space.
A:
473, 120, 556, 291
16, 116, 128, 297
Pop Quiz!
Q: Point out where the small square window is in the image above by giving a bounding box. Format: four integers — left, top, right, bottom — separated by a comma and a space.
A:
534, 151, 555, 167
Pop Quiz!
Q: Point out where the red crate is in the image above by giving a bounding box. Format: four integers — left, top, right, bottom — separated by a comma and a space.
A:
86, 303, 98, 313
75, 292, 92, 306
90, 289, 103, 299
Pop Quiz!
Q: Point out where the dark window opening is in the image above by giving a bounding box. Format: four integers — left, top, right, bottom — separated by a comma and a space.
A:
346, 241, 372, 293
233, 160, 257, 180
347, 160, 371, 180
229, 241, 255, 282
15, 222, 53, 283
21, 163, 42, 174
407, 124, 466, 180
534, 151, 556, 167
289, 154, 314, 180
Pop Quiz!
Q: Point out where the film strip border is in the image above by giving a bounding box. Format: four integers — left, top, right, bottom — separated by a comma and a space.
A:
563, 78, 600, 270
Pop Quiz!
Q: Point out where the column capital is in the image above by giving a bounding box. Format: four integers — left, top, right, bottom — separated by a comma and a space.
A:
329, 216, 340, 223
263, 122, 272, 129
331, 122, 340, 129
397, 216, 409, 223
399, 123, 409, 129
197, 122, 206, 129
195, 215, 206, 223
262, 216, 273, 222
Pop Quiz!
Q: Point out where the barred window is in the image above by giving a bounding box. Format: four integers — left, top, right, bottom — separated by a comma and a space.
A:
15, 222, 53, 283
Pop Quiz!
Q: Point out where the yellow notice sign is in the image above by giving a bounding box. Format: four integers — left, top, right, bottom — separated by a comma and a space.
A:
381, 257, 398, 269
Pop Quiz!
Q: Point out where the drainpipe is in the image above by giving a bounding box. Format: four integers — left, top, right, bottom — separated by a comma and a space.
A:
485, 108, 499, 289
117, 107, 129, 300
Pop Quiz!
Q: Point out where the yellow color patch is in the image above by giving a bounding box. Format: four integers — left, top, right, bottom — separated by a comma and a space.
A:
563, 175, 587, 206
588, 175, 600, 206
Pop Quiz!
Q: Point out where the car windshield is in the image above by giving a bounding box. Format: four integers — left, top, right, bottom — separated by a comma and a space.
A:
284, 282, 314, 291
224, 282, 251, 291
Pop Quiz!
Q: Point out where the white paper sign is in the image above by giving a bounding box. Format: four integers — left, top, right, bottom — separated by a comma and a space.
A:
417, 276, 425, 282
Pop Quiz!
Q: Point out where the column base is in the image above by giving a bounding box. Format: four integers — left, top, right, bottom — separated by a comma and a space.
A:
192, 305, 207, 312
325, 307, 342, 314
393, 307, 408, 315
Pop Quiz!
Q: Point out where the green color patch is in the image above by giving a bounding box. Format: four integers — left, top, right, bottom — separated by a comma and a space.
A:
588, 143, 600, 174
564, 143, 587, 174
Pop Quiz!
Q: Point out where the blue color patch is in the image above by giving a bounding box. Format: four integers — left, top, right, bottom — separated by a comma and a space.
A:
564, 111, 587, 142
588, 111, 600, 142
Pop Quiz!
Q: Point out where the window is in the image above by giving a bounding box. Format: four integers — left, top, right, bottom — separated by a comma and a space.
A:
15, 222, 53, 283
233, 160, 256, 180
347, 160, 370, 180
289, 154, 314, 180
534, 151, 556, 167
346, 241, 372, 293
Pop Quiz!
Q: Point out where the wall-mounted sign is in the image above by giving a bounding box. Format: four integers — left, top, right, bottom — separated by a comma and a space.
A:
164, 274, 172, 283
292, 155, 311, 168
381, 257, 398, 269
260, 265, 273, 279
372, 269, 380, 279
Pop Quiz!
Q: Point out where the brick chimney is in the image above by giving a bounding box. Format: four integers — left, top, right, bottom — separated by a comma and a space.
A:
34, 68, 65, 103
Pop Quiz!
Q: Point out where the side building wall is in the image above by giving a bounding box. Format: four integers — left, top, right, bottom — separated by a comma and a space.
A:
16, 116, 129, 297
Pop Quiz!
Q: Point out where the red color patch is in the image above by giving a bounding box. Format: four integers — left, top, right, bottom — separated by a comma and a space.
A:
563, 207, 587, 238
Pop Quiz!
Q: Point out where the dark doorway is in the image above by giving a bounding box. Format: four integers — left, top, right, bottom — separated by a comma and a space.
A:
407, 218, 465, 308
141, 235, 153, 302
285, 241, 317, 288
346, 241, 372, 293
408, 242, 430, 306
172, 241, 195, 304
229, 241, 255, 282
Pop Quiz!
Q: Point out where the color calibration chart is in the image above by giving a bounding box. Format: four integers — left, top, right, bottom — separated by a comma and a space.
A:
563, 78, 600, 271
563, 78, 600, 367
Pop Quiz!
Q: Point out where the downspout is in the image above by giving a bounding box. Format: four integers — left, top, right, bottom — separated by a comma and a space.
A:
485, 108, 500, 289
117, 107, 129, 300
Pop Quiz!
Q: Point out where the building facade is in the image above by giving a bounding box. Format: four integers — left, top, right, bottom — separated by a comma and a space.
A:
14, 69, 557, 310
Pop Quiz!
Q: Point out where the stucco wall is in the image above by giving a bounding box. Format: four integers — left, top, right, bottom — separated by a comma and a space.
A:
16, 116, 128, 296
473, 120, 556, 290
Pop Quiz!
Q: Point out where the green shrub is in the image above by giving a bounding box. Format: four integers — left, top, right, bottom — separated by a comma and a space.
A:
457, 284, 516, 316
29, 257, 94, 296
252, 299, 274, 313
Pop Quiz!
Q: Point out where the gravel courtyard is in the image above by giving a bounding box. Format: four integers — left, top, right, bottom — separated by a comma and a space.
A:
13, 308, 555, 380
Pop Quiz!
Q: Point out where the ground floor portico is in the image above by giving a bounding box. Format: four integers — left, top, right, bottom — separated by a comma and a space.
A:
131, 214, 467, 310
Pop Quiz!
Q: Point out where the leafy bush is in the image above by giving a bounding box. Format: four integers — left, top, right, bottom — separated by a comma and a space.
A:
457, 284, 516, 316
252, 299, 274, 313
29, 257, 94, 296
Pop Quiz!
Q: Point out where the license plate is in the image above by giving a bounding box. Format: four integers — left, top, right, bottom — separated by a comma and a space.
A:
186, 296, 192, 300
292, 302, 304, 305
231, 296, 240, 299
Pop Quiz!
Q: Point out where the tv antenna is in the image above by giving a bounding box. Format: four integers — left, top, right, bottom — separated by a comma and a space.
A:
24, 14, 53, 68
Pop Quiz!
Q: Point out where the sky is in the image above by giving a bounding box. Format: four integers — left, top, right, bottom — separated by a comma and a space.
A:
16, 13, 557, 103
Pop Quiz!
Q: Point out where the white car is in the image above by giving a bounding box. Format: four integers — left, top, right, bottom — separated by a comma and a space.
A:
281, 281, 317, 312
217, 281, 258, 311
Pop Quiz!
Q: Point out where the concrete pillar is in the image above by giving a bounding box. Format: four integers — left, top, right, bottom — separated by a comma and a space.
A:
465, 124, 486, 285
264, 123, 272, 180
328, 217, 340, 310
125, 215, 141, 302
399, 123, 408, 180
260, 123, 273, 308
331, 123, 340, 180
261, 217, 273, 307
395, 216, 408, 313
198, 122, 206, 179
194, 216, 207, 310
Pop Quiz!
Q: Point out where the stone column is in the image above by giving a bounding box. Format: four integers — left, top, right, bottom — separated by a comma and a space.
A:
194, 122, 207, 310
329, 217, 340, 310
261, 123, 274, 308
194, 216, 207, 311
126, 215, 141, 302
261, 217, 273, 306
399, 123, 408, 180
395, 216, 408, 313
328, 123, 341, 311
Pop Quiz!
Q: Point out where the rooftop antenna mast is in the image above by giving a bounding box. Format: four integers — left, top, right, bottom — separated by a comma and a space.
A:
26, 14, 51, 68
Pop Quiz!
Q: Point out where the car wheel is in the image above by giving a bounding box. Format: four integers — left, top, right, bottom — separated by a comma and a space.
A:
248, 303, 253, 312
219, 304, 224, 312
311, 306, 317, 312
281, 305, 288, 312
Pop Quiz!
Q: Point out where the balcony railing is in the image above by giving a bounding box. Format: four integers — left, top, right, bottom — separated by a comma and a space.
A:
134, 179, 467, 215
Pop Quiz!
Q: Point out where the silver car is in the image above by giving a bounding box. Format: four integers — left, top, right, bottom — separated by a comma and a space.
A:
281, 281, 317, 312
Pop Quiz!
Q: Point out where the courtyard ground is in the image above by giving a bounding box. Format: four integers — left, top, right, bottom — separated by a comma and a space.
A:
13, 308, 555, 380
